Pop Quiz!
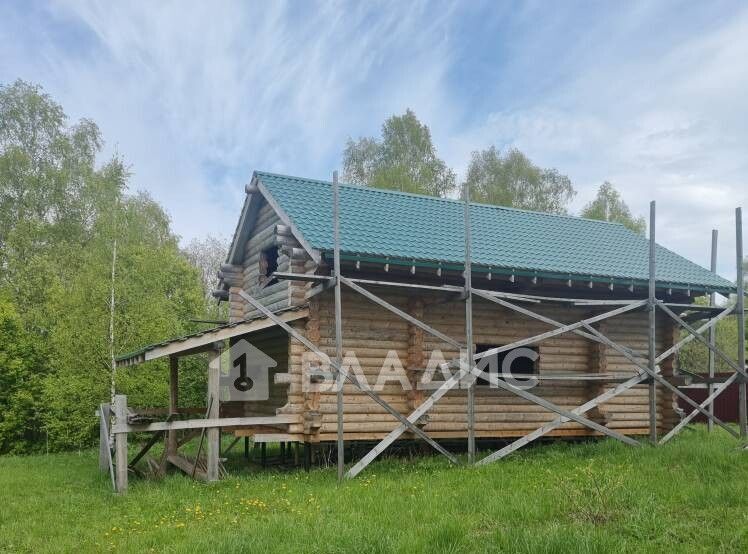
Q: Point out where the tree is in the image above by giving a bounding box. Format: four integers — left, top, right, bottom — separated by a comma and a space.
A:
184, 235, 229, 301
342, 109, 456, 197
184, 234, 230, 321
464, 146, 576, 214
581, 182, 646, 234
0, 80, 208, 452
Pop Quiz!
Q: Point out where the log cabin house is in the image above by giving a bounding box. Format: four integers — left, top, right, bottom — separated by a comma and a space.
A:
111, 171, 738, 486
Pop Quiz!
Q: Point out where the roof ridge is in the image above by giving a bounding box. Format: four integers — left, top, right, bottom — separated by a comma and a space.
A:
253, 170, 627, 228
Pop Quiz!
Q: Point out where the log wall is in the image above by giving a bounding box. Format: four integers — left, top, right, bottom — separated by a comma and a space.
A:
226, 196, 313, 323
290, 287, 678, 442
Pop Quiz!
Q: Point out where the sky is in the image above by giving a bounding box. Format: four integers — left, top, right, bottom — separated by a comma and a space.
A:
1, 0, 747, 279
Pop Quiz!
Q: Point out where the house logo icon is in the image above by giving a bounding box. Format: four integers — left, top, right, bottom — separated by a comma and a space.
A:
220, 339, 277, 401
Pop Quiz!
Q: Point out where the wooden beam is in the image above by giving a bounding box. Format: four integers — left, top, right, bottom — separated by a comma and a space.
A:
271, 272, 332, 283
115, 309, 308, 367
112, 414, 297, 433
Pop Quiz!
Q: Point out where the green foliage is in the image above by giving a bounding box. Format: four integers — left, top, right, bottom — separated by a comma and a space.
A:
465, 146, 576, 214
0, 429, 746, 552
342, 109, 456, 197
0, 292, 44, 454
0, 80, 208, 453
581, 181, 646, 234
678, 295, 745, 374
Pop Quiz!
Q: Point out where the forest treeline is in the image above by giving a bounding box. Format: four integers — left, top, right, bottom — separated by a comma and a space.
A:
0, 81, 225, 453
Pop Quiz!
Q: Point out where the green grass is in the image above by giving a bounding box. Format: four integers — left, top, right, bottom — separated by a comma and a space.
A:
1, 427, 747, 553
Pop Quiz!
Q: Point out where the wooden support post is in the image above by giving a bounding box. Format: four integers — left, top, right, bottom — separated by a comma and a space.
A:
648, 200, 658, 444
261, 442, 267, 468
304, 442, 311, 471
114, 394, 128, 494
244, 437, 250, 460
168, 356, 179, 456
736, 207, 747, 438
332, 170, 345, 481
463, 182, 475, 463
708, 229, 718, 432
206, 344, 222, 482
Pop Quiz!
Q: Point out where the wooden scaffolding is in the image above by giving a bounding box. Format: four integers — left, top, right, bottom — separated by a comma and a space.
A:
101, 173, 747, 492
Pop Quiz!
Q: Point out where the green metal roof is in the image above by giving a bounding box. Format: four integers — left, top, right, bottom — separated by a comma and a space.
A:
256, 171, 735, 293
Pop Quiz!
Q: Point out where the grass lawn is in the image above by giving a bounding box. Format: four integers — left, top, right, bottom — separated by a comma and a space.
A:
1, 426, 747, 553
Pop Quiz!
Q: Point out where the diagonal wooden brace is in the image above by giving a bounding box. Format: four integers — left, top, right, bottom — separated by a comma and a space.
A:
657, 301, 748, 379
341, 277, 463, 350
659, 372, 739, 444
237, 289, 458, 465
478, 371, 650, 465
580, 322, 740, 438
346, 301, 646, 478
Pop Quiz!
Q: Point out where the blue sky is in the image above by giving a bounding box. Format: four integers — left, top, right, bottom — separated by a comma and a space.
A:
2, 0, 747, 278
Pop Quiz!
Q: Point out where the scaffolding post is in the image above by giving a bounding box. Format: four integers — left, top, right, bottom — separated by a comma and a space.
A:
464, 182, 475, 463
736, 207, 747, 438
708, 229, 718, 432
648, 201, 658, 444
332, 171, 345, 480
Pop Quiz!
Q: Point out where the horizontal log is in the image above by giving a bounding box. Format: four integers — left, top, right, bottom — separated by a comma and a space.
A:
113, 415, 299, 433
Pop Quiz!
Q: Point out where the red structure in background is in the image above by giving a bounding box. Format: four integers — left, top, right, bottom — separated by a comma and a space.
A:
679, 373, 747, 423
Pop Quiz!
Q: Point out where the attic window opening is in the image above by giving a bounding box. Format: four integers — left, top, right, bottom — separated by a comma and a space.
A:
475, 343, 538, 387
261, 246, 279, 286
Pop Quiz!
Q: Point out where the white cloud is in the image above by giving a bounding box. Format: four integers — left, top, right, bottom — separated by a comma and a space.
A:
445, 5, 748, 279
2, 1, 746, 281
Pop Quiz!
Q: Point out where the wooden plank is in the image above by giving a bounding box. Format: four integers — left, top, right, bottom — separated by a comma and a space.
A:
114, 395, 128, 494
272, 272, 332, 283
99, 404, 116, 490
206, 346, 221, 482
98, 403, 111, 473
168, 453, 207, 482
112, 414, 297, 433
